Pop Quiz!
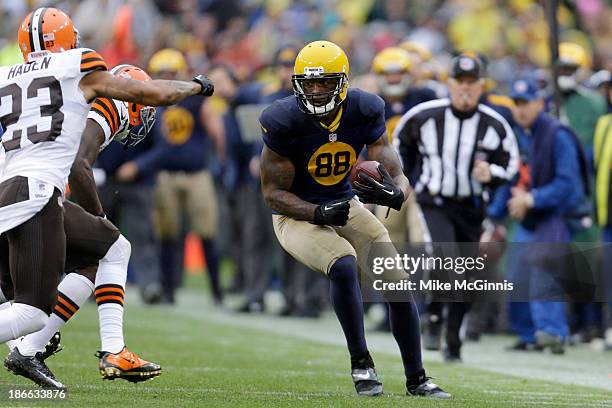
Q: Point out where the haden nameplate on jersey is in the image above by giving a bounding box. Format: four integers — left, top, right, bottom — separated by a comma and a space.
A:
6, 56, 51, 80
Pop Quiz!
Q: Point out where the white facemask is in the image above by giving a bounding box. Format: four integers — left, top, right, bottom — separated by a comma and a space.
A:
378, 76, 411, 98
303, 98, 338, 116
293, 76, 345, 117
557, 74, 577, 91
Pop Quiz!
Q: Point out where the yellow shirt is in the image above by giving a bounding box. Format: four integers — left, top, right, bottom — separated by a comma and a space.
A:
594, 114, 612, 226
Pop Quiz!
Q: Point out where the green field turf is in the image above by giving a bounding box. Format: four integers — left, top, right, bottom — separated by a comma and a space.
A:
1, 281, 611, 408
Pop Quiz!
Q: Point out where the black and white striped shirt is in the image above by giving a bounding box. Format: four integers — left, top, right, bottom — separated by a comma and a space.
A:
393, 98, 519, 199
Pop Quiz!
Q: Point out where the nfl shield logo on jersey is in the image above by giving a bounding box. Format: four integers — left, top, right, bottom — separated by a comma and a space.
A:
329, 133, 337, 142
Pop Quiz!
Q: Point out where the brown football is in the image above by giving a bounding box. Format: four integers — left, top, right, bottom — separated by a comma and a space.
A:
350, 160, 383, 185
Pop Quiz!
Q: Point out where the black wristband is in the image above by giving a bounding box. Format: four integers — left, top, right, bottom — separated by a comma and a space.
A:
313, 206, 326, 225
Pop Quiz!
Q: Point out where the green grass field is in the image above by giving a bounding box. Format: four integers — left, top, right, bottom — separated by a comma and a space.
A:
1, 278, 611, 408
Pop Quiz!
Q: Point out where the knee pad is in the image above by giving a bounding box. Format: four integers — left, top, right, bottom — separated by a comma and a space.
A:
11, 303, 48, 338
103, 235, 131, 264
96, 235, 130, 288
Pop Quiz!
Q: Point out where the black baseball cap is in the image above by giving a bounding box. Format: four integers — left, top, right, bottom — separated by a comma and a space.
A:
450, 54, 484, 79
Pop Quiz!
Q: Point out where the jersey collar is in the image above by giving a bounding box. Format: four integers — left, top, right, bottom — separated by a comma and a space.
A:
319, 106, 344, 133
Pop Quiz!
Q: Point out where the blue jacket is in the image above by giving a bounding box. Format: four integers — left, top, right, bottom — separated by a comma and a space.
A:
488, 112, 587, 227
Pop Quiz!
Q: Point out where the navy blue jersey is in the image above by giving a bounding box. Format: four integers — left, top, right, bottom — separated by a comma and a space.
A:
155, 95, 207, 171
260, 88, 386, 204
134, 95, 209, 175
260, 87, 293, 104
383, 87, 436, 139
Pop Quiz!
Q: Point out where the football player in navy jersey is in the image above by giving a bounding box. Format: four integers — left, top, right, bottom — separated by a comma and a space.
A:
259, 40, 450, 399
372, 47, 437, 139
369, 46, 434, 332
371, 46, 434, 245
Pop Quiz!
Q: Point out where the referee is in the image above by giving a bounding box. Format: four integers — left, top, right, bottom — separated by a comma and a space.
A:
393, 53, 519, 362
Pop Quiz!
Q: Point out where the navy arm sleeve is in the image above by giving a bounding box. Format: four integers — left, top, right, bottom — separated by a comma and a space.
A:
259, 103, 291, 157
361, 92, 387, 145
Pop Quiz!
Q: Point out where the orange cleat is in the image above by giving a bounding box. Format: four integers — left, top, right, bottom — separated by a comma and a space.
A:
95, 347, 162, 383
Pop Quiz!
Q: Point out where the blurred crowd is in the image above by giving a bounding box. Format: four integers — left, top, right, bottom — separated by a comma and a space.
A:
1, 0, 612, 356
2, 0, 612, 84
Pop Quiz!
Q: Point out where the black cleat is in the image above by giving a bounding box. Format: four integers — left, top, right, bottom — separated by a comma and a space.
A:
4, 348, 64, 389
40, 332, 63, 361
350, 352, 383, 396
407, 375, 451, 399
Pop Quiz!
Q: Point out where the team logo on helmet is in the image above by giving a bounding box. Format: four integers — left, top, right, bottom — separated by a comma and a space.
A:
304, 66, 325, 77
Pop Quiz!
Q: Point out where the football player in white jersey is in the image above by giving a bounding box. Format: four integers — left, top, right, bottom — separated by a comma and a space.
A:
4, 65, 164, 388
0, 7, 214, 384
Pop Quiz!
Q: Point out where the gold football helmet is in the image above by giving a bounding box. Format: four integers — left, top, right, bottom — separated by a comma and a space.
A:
148, 48, 188, 76
372, 47, 412, 98
292, 40, 349, 116
558, 42, 590, 70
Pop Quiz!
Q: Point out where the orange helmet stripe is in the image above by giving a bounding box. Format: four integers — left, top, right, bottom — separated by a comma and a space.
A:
29, 7, 47, 52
